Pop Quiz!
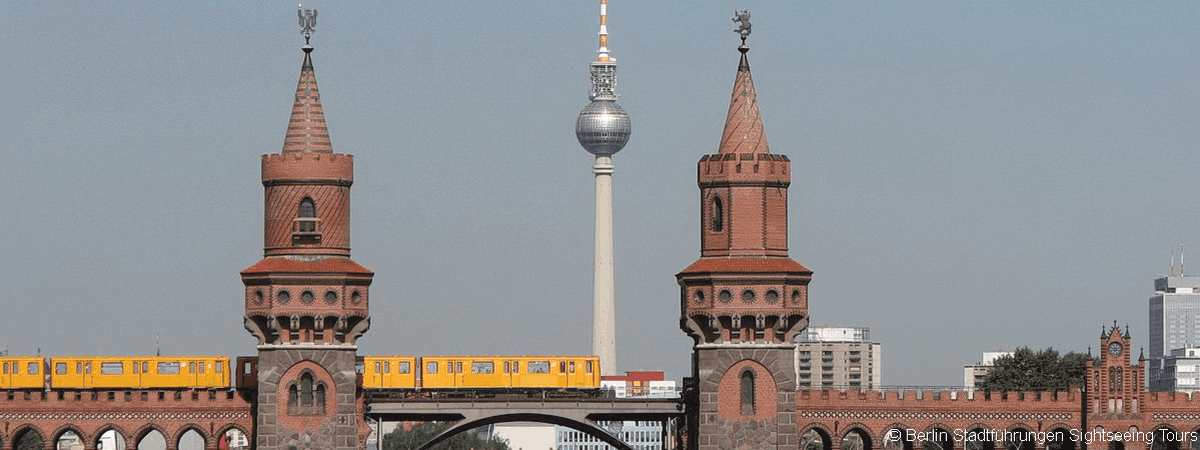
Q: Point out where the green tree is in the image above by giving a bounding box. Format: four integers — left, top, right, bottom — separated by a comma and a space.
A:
382, 422, 510, 450
15, 430, 43, 450
977, 347, 1086, 392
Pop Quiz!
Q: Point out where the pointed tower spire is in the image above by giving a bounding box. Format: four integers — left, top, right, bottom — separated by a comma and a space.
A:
281, 42, 333, 154
576, 0, 631, 377
718, 19, 769, 155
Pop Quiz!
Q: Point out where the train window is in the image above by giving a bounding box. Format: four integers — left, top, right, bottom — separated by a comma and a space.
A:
142, 362, 148, 374
244, 362, 252, 375
134, 363, 140, 374
426, 362, 438, 374
472, 362, 494, 374
101, 362, 123, 375
199, 362, 206, 374
504, 362, 510, 373
216, 361, 223, 374
27, 362, 38, 375
398, 362, 410, 374
2, 363, 7, 374
158, 362, 181, 375
76, 362, 82, 374
56, 363, 67, 375
528, 361, 550, 374
586, 361, 593, 373
513, 361, 520, 373
374, 362, 381, 374
559, 361, 566, 374
384, 362, 391, 374
189, 362, 196, 374
85, 362, 92, 374
456, 362, 462, 374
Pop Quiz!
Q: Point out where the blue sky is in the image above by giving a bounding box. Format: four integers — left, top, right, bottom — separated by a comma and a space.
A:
2, 2, 1199, 386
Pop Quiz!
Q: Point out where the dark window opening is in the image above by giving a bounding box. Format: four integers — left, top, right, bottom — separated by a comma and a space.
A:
712, 197, 724, 232
740, 370, 755, 416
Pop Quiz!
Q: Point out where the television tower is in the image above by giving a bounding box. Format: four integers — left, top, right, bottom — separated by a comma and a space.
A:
575, 0, 631, 376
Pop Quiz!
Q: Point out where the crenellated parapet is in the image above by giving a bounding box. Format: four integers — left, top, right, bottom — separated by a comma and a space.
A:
0, 388, 253, 450
698, 153, 790, 187
261, 152, 354, 186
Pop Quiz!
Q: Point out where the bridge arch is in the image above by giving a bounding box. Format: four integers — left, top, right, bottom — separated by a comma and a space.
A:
1153, 424, 1183, 450
134, 425, 169, 450
1004, 424, 1036, 450
94, 424, 131, 450
413, 413, 638, 450
52, 424, 88, 450
801, 423, 835, 450
1045, 424, 1075, 450
11, 425, 45, 450
172, 425, 208, 450
842, 423, 876, 450
883, 423, 915, 450
921, 423, 954, 450
962, 424, 997, 450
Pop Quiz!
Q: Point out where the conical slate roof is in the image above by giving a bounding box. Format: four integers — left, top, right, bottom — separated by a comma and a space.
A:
717, 49, 770, 155
281, 47, 333, 153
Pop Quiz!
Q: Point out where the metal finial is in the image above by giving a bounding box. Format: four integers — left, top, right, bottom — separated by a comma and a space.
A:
732, 10, 752, 44
298, 4, 318, 44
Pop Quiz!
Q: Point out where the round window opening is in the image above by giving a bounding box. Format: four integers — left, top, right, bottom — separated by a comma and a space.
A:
254, 290, 264, 305
695, 290, 706, 304
351, 291, 362, 304
765, 290, 779, 303
278, 290, 291, 304
742, 290, 756, 302
325, 291, 337, 304
301, 291, 314, 304
718, 290, 732, 303
791, 289, 801, 303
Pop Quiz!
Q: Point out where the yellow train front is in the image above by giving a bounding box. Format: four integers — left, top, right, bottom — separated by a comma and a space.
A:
0, 357, 47, 389
48, 356, 230, 389
361, 356, 599, 391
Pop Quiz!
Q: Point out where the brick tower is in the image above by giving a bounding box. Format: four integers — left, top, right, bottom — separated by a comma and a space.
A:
241, 11, 373, 450
1087, 322, 1146, 419
676, 12, 810, 450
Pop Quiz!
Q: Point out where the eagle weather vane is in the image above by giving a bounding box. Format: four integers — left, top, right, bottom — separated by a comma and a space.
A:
298, 4, 317, 43
733, 9, 752, 44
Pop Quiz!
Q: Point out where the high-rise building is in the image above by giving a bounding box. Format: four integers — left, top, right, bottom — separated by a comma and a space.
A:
575, 0, 632, 377
795, 327, 881, 389
963, 351, 1013, 390
1148, 275, 1200, 390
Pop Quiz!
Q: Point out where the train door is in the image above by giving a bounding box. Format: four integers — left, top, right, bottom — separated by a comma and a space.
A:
502, 359, 517, 388
364, 358, 383, 388
463, 358, 500, 388
0, 360, 11, 388
201, 358, 227, 388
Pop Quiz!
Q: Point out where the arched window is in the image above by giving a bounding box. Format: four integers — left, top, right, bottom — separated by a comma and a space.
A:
287, 371, 326, 416
712, 197, 724, 232
298, 198, 316, 232
740, 369, 755, 416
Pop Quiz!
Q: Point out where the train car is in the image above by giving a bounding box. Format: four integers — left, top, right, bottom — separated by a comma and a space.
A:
0, 357, 46, 389
235, 356, 259, 390
360, 356, 417, 389
419, 356, 599, 389
49, 356, 230, 389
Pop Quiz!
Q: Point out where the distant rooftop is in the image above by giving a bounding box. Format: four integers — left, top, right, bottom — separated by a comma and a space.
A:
1155, 275, 1200, 293
799, 326, 872, 343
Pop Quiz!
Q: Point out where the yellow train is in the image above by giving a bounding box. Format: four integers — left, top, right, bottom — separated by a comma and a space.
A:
3, 355, 599, 391
0, 356, 230, 389
361, 356, 600, 390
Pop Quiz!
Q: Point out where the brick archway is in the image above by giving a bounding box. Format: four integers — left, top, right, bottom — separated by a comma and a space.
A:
801, 423, 835, 450
171, 425, 208, 450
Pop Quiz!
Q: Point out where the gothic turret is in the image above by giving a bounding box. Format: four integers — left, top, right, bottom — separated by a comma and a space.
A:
240, 8, 372, 450
676, 12, 808, 450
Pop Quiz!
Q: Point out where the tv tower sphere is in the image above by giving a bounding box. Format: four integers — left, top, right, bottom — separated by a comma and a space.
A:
575, 100, 631, 156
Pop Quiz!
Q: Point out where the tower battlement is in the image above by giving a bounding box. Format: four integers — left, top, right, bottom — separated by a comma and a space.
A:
698, 153, 789, 185
262, 152, 354, 184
